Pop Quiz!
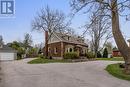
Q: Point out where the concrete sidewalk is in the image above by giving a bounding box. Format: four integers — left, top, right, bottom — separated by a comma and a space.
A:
1, 58, 130, 87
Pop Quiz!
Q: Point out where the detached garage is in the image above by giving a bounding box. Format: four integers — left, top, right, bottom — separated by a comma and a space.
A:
0, 45, 17, 61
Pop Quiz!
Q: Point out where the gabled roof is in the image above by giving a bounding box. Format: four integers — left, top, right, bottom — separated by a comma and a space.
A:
54, 32, 88, 47
0, 45, 17, 53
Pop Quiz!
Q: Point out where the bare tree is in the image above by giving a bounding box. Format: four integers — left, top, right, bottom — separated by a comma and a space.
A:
32, 6, 68, 57
70, 0, 130, 74
84, 11, 112, 57
0, 35, 3, 45
23, 33, 32, 53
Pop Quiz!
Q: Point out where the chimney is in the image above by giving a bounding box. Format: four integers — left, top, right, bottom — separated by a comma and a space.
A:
45, 31, 48, 57
127, 39, 130, 47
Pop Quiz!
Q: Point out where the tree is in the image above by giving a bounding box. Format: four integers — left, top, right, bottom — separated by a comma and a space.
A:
84, 12, 112, 57
70, 0, 130, 74
8, 41, 25, 59
97, 51, 102, 58
8, 41, 21, 50
32, 6, 68, 57
23, 33, 32, 50
38, 48, 42, 54
0, 35, 4, 45
104, 42, 113, 54
103, 48, 108, 58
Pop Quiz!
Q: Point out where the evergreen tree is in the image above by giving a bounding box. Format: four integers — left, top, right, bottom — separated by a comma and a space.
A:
97, 51, 102, 58
103, 48, 108, 58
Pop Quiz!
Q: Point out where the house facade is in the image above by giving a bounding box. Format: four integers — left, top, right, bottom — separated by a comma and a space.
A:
43, 32, 88, 59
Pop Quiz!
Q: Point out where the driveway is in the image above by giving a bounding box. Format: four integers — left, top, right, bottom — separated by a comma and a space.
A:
0, 58, 130, 87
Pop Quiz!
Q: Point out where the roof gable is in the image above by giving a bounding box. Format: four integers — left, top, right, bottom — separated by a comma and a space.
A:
0, 45, 17, 53
53, 32, 88, 46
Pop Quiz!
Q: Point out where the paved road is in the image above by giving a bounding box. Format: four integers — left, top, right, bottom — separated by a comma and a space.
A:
0, 58, 130, 87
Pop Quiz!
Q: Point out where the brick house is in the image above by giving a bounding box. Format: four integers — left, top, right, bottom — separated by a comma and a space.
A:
112, 39, 130, 57
112, 49, 122, 57
43, 32, 88, 59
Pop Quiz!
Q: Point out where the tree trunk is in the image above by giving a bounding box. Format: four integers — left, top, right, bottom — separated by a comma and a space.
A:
45, 31, 48, 58
111, 0, 130, 74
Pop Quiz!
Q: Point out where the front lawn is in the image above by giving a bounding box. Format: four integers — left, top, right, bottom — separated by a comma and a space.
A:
28, 58, 71, 64
96, 57, 124, 61
106, 63, 130, 81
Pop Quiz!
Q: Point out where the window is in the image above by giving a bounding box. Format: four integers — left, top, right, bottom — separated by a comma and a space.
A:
68, 37, 70, 40
69, 48, 73, 52
54, 48, 58, 54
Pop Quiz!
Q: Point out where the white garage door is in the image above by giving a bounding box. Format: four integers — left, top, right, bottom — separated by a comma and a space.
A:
0, 53, 15, 61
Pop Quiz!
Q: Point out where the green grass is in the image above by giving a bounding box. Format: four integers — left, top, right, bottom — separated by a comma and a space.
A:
28, 58, 71, 64
96, 57, 124, 61
106, 63, 130, 81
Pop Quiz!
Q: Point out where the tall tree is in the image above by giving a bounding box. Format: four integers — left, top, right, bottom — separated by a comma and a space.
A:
84, 12, 112, 57
32, 6, 68, 57
70, 0, 130, 74
23, 33, 32, 54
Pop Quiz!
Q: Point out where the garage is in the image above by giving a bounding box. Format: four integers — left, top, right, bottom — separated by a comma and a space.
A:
0, 45, 17, 61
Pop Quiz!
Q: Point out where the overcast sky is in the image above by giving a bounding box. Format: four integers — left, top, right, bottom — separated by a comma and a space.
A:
0, 0, 130, 46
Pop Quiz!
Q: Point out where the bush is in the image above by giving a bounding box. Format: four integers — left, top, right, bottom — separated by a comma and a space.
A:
64, 52, 79, 59
86, 52, 95, 59
39, 54, 45, 58
17, 54, 23, 60
97, 51, 102, 58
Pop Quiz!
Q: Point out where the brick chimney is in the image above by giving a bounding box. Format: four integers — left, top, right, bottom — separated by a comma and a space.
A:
45, 31, 48, 57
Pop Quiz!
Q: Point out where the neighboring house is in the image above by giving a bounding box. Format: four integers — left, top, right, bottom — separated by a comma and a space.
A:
112, 49, 122, 57
108, 51, 112, 58
112, 39, 130, 57
0, 44, 17, 61
43, 32, 88, 59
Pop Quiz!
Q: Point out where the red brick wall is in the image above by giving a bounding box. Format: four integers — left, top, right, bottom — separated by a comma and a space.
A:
43, 42, 88, 58
112, 51, 122, 57
43, 42, 62, 57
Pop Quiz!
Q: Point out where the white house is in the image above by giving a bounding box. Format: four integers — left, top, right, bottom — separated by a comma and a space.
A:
0, 44, 17, 61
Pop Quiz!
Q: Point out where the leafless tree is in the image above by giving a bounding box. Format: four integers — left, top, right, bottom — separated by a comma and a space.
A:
0, 35, 3, 45
83, 11, 112, 57
70, 0, 130, 74
32, 6, 68, 57
23, 33, 32, 55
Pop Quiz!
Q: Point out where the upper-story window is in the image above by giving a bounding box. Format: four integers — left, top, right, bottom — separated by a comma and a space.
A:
68, 37, 70, 40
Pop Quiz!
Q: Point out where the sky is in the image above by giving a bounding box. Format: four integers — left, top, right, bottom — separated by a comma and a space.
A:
0, 0, 130, 46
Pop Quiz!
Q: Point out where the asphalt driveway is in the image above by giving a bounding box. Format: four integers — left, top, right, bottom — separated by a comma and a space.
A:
0, 58, 130, 87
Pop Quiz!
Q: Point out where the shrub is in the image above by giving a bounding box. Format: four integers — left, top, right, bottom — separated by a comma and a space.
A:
39, 54, 45, 58
64, 52, 79, 59
97, 51, 102, 58
103, 48, 108, 58
17, 53, 24, 60
86, 52, 95, 59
